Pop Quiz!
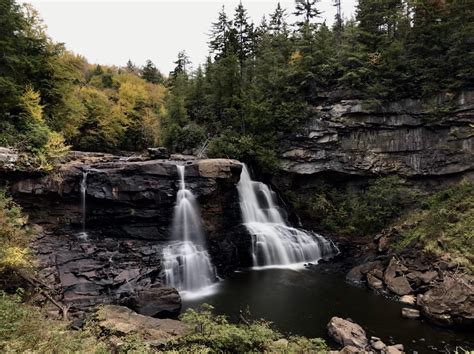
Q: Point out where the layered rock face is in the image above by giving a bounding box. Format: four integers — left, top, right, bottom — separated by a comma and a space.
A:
279, 91, 474, 178
4, 154, 251, 316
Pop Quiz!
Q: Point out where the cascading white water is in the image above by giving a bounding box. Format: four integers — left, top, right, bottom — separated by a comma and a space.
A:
238, 164, 337, 268
162, 165, 216, 294
78, 171, 88, 240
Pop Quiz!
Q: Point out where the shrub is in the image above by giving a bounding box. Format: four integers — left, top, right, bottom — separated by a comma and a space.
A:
0, 291, 107, 353
164, 304, 328, 352
308, 176, 415, 236
0, 190, 32, 274
397, 180, 474, 271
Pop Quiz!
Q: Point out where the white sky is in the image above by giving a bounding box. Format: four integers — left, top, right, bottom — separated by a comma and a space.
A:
28, 0, 357, 74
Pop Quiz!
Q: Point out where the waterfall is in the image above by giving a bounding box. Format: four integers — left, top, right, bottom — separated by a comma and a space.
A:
162, 165, 216, 295
238, 164, 337, 268
78, 171, 88, 240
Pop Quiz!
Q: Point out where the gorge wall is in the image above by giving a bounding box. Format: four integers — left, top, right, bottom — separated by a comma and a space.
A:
274, 90, 474, 227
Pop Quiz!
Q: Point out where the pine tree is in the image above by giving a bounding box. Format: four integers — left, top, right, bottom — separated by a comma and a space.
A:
233, 2, 254, 67
293, 0, 321, 28
141, 59, 163, 84
269, 2, 288, 35
209, 6, 232, 59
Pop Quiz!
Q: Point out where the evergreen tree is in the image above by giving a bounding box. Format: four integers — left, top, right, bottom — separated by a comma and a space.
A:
233, 2, 255, 67
269, 2, 288, 35
293, 0, 322, 28
141, 59, 164, 84
209, 6, 232, 59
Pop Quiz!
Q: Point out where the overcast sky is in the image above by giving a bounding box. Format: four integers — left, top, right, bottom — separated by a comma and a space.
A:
28, 0, 357, 74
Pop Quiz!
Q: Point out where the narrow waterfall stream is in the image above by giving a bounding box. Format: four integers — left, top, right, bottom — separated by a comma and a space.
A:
162, 165, 216, 297
78, 171, 88, 240
237, 164, 337, 267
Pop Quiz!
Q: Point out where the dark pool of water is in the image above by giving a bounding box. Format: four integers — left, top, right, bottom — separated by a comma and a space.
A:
183, 268, 473, 353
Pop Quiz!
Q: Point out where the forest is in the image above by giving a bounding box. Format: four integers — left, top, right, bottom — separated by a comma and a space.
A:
0, 1, 473, 352
1, 0, 472, 170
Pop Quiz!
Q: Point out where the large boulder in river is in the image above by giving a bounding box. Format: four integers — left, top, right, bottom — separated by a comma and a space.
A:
417, 275, 474, 327
384, 257, 413, 296
327, 317, 368, 349
346, 261, 382, 283
127, 288, 181, 318
96, 305, 190, 345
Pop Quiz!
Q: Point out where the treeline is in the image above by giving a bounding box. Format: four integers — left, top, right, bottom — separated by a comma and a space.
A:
163, 0, 473, 169
1, 0, 472, 170
0, 0, 167, 168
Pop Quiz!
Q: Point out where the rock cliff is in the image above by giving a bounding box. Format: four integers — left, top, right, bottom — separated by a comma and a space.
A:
279, 91, 473, 178
1, 153, 251, 317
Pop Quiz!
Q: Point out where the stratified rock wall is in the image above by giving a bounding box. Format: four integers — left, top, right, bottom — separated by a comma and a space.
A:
280, 91, 474, 177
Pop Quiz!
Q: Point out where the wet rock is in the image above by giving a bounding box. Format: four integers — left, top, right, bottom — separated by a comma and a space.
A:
96, 305, 190, 345
371, 339, 386, 351
417, 275, 474, 327
327, 317, 368, 349
401, 308, 420, 319
399, 295, 416, 305
385, 258, 412, 295
346, 261, 382, 283
386, 344, 404, 354
387, 276, 413, 296
127, 288, 182, 318
367, 273, 384, 290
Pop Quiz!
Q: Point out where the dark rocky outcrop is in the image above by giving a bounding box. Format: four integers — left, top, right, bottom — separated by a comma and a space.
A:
3, 153, 253, 316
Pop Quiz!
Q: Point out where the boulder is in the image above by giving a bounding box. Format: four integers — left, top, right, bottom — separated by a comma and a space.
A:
384, 258, 412, 295
96, 305, 190, 345
386, 345, 404, 354
387, 276, 413, 296
370, 339, 386, 351
399, 295, 416, 305
367, 273, 384, 290
417, 275, 474, 327
327, 317, 368, 349
339, 345, 362, 353
346, 261, 382, 283
401, 308, 420, 319
127, 288, 182, 318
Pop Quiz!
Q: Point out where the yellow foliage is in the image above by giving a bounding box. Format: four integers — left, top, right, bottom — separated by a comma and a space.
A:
20, 86, 44, 123
0, 247, 30, 270
289, 50, 302, 65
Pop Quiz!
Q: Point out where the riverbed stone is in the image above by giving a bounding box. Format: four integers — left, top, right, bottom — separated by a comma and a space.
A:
399, 295, 416, 305
367, 273, 384, 290
371, 339, 386, 351
327, 317, 368, 349
387, 276, 413, 296
417, 275, 474, 326
126, 288, 182, 318
401, 308, 420, 319
346, 261, 382, 283
386, 345, 404, 354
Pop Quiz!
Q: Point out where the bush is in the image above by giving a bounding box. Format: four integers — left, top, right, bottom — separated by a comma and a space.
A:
164, 304, 328, 352
308, 176, 415, 236
0, 291, 107, 353
0, 190, 32, 274
397, 180, 474, 271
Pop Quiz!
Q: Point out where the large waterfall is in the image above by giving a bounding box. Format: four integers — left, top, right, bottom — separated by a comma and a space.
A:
162, 165, 216, 296
238, 164, 337, 268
